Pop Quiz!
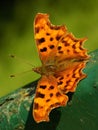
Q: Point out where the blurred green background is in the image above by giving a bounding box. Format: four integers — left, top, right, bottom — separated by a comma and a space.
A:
0, 0, 98, 97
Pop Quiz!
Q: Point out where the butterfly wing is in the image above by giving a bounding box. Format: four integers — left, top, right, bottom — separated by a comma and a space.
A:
54, 62, 86, 94
33, 75, 68, 123
34, 13, 67, 64
34, 13, 89, 65
55, 33, 89, 64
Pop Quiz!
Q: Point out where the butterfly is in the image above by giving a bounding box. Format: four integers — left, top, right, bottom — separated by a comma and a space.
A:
32, 13, 89, 123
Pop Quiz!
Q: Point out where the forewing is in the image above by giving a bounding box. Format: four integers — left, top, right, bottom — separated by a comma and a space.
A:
34, 13, 67, 64
33, 75, 68, 123
55, 33, 89, 63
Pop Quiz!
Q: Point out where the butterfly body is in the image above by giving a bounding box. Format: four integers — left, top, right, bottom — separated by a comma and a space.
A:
32, 13, 89, 123
33, 64, 57, 75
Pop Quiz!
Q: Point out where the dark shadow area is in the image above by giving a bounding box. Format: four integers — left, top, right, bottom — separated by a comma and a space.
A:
25, 101, 61, 130
66, 92, 74, 102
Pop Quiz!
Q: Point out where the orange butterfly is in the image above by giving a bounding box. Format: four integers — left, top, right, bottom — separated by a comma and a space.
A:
32, 13, 89, 123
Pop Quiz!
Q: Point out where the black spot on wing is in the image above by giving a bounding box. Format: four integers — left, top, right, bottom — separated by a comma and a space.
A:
35, 27, 40, 33
67, 49, 70, 52
58, 46, 62, 50
49, 45, 55, 49
50, 37, 53, 41
72, 44, 76, 49
40, 47, 47, 52
36, 38, 45, 45
36, 92, 45, 98
75, 78, 79, 82
62, 40, 70, 46
59, 76, 64, 80
55, 102, 61, 106
66, 80, 71, 84
72, 74, 76, 78
46, 32, 50, 35
50, 93, 53, 97
48, 85, 54, 90
58, 51, 63, 54
56, 35, 61, 40
46, 99, 50, 102
56, 92, 61, 97
57, 81, 63, 85
34, 103, 39, 110
40, 85, 47, 89
66, 74, 70, 77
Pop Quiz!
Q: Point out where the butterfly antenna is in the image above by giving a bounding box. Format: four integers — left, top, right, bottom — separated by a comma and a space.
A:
9, 54, 35, 67
10, 68, 34, 78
